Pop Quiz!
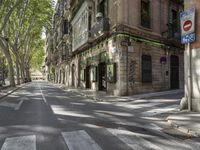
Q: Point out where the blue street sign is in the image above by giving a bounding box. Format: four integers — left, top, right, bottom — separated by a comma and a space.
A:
181, 33, 195, 44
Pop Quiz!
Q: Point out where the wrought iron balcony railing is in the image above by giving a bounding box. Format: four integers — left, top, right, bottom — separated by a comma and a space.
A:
162, 22, 181, 41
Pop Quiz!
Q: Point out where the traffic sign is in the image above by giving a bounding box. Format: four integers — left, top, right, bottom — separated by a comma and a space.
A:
181, 33, 195, 44
180, 7, 195, 44
183, 20, 192, 32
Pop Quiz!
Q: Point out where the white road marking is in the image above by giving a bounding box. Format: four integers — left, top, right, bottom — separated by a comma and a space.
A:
14, 100, 24, 110
107, 128, 162, 150
62, 130, 102, 150
0, 101, 16, 108
140, 104, 179, 117
0, 98, 25, 111
1, 135, 36, 150
37, 83, 47, 104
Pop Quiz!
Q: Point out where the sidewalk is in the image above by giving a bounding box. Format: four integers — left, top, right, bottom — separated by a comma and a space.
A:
167, 111, 200, 137
55, 84, 184, 102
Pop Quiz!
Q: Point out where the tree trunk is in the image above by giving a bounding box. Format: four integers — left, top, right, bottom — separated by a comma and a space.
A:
15, 58, 20, 85
0, 39, 15, 87
5, 51, 15, 87
25, 67, 31, 81
2, 50, 15, 87
20, 63, 25, 83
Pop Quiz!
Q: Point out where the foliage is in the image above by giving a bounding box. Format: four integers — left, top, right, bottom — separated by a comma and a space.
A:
0, 0, 54, 85
31, 39, 45, 70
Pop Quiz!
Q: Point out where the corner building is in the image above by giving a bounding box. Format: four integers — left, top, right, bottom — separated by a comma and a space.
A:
52, 0, 184, 96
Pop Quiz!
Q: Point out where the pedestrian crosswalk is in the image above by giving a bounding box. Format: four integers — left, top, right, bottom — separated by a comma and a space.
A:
62, 130, 102, 150
107, 128, 162, 150
1, 135, 36, 150
0, 128, 195, 150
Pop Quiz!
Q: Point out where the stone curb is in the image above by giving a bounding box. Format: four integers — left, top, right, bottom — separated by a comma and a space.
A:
66, 89, 183, 102
167, 118, 200, 138
0, 84, 25, 101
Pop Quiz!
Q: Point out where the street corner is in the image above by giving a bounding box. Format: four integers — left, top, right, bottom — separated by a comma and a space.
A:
166, 111, 200, 137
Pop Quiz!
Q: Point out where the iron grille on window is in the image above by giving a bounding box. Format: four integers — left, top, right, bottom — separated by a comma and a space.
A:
142, 55, 152, 83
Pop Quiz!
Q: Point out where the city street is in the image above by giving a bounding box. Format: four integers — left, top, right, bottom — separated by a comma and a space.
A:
0, 81, 199, 150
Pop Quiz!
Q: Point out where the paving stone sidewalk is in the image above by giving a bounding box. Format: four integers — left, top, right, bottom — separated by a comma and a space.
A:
167, 111, 200, 137
54, 83, 184, 102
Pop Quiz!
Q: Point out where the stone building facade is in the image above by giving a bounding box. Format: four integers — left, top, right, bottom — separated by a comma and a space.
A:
46, 0, 184, 96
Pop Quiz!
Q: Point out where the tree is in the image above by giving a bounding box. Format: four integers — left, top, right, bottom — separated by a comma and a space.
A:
0, 0, 24, 86
0, 0, 53, 85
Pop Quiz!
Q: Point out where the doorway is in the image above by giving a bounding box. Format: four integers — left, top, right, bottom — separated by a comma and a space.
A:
98, 62, 107, 91
86, 66, 91, 89
62, 71, 65, 84
170, 55, 179, 89
72, 64, 75, 87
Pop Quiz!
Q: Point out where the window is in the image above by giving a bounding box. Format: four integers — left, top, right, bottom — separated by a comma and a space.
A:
97, 0, 107, 17
107, 63, 116, 83
142, 55, 152, 83
141, 0, 151, 28
171, 9, 178, 29
63, 20, 68, 34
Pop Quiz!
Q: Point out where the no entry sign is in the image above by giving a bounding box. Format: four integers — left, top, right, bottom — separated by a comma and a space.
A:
180, 7, 195, 44
183, 20, 192, 32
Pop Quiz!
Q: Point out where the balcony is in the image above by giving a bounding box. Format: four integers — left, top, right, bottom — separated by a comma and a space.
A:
162, 22, 181, 41
90, 18, 110, 39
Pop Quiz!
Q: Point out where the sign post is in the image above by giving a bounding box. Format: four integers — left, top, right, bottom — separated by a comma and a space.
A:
180, 7, 195, 111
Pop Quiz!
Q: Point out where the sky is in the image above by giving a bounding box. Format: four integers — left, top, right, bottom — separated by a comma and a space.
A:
54, 0, 57, 6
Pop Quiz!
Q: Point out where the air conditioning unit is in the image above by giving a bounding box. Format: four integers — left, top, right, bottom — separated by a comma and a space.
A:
96, 12, 103, 22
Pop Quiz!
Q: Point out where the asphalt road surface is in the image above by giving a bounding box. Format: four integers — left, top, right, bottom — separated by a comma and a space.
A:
0, 81, 199, 150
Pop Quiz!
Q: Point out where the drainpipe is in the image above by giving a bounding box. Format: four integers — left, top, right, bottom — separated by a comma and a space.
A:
126, 42, 129, 95
126, 38, 130, 95
160, 0, 162, 34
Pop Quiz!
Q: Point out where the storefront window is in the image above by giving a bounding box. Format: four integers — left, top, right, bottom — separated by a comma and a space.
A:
90, 66, 97, 82
107, 63, 116, 83
80, 69, 85, 81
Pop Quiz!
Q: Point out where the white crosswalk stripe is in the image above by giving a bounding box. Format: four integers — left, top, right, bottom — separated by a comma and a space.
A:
61, 130, 102, 150
1, 135, 36, 150
0, 129, 196, 150
107, 128, 162, 150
